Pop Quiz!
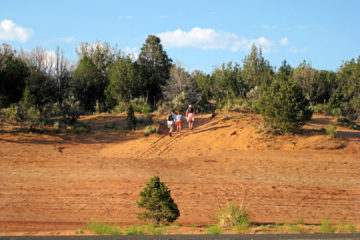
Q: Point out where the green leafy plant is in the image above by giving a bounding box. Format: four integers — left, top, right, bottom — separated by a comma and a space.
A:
137, 176, 180, 225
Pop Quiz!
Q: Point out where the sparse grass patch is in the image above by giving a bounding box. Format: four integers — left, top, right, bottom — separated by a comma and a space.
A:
143, 124, 159, 137
216, 202, 249, 228
207, 225, 222, 234
290, 224, 300, 233
76, 228, 84, 234
124, 224, 145, 235
86, 221, 121, 235
348, 223, 356, 233
145, 223, 165, 235
325, 123, 337, 139
260, 224, 270, 233
274, 223, 281, 232
256, 123, 270, 134
235, 220, 251, 233
320, 220, 336, 233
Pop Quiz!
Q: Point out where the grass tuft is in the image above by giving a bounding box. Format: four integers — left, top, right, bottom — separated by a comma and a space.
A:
325, 123, 337, 139
124, 224, 145, 235
207, 225, 222, 234
143, 124, 159, 137
320, 220, 336, 233
86, 221, 121, 235
216, 202, 249, 228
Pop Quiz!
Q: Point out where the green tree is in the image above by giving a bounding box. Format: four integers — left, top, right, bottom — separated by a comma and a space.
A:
242, 44, 273, 92
257, 80, 313, 133
336, 56, 360, 119
138, 35, 172, 104
277, 60, 292, 81
72, 41, 118, 112
137, 176, 180, 225
71, 56, 105, 111
211, 62, 245, 101
105, 56, 142, 108
291, 60, 322, 105
25, 69, 57, 108
192, 70, 212, 99
0, 44, 29, 107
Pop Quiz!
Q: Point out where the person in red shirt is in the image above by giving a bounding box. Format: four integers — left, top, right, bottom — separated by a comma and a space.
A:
186, 104, 195, 130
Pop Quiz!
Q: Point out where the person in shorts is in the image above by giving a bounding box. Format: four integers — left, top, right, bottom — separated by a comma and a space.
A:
175, 111, 183, 132
186, 105, 195, 130
167, 112, 174, 136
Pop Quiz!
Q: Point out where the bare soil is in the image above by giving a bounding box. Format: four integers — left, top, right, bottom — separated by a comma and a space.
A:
0, 111, 359, 235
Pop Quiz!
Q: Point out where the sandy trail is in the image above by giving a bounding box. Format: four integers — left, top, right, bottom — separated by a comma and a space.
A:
0, 112, 359, 234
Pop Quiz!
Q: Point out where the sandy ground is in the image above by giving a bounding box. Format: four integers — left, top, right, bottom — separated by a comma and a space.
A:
0, 111, 359, 235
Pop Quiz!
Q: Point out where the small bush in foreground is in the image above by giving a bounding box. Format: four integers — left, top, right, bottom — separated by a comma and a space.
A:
86, 221, 121, 235
216, 202, 249, 228
348, 223, 356, 233
137, 176, 180, 225
143, 125, 159, 136
207, 225, 222, 234
325, 123, 337, 139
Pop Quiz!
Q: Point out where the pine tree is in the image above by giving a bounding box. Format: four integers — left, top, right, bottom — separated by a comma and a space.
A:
137, 176, 180, 225
257, 80, 313, 133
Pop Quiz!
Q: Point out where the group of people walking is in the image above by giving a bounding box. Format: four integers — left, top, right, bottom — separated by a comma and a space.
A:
167, 105, 195, 137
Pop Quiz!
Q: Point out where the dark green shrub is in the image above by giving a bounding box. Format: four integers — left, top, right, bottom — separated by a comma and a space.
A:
257, 80, 313, 133
137, 176, 180, 225
126, 104, 136, 130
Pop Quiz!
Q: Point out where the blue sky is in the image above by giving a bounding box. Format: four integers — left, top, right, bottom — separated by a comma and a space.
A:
1, 0, 359, 73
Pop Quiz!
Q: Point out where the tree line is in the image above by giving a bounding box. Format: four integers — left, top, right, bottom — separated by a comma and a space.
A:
0, 35, 359, 132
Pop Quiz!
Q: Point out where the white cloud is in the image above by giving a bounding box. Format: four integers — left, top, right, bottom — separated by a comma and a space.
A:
280, 37, 288, 46
124, 46, 139, 61
157, 27, 282, 53
157, 27, 236, 50
0, 19, 33, 42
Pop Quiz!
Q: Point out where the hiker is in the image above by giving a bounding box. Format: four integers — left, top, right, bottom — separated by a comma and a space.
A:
175, 111, 184, 132
186, 104, 195, 130
171, 110, 176, 126
167, 111, 175, 136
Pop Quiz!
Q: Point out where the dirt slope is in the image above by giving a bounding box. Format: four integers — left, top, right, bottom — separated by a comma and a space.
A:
0, 111, 359, 234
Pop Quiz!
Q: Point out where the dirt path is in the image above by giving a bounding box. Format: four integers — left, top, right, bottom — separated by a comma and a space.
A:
0, 112, 359, 234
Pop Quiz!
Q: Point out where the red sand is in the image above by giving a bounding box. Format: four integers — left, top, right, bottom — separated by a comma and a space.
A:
0, 112, 359, 235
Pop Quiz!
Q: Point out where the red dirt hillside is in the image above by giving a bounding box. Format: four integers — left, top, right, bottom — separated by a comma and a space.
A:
0, 111, 359, 234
